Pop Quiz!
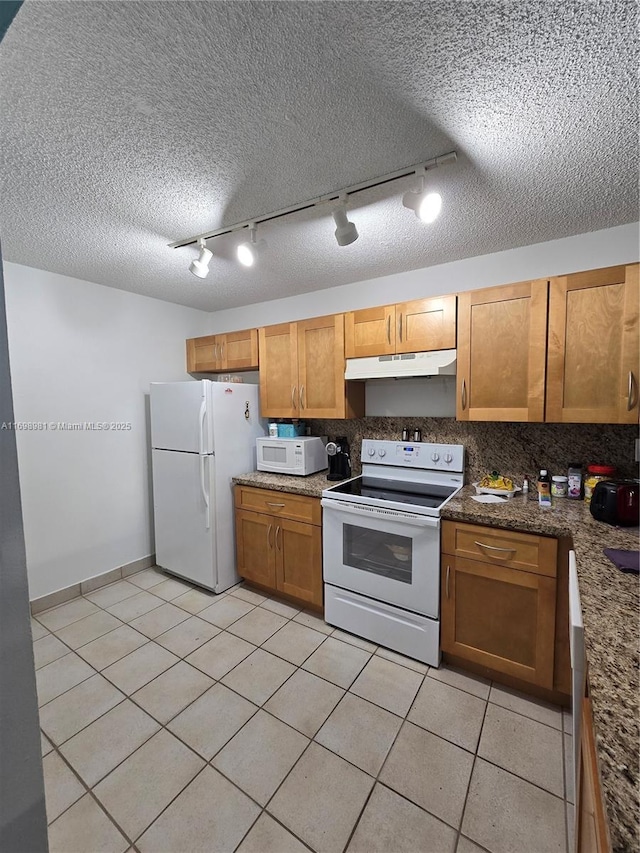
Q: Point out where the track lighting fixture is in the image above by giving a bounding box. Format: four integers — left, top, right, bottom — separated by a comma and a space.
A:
402, 168, 443, 224
332, 197, 358, 246
236, 224, 266, 268
189, 238, 212, 279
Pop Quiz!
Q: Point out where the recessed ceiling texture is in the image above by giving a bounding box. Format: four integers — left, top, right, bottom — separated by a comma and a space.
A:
0, 1, 637, 311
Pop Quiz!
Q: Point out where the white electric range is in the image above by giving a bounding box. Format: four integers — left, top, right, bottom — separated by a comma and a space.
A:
321, 439, 465, 666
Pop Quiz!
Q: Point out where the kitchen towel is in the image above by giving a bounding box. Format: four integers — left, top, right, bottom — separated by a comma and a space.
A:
603, 548, 640, 574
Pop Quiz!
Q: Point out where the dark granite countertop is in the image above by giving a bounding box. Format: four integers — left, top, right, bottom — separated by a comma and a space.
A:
233, 473, 639, 850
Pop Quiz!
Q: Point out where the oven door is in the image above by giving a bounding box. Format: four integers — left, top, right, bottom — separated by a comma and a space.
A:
321, 498, 440, 617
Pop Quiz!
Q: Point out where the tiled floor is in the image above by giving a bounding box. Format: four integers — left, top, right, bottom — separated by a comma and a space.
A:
32, 568, 574, 853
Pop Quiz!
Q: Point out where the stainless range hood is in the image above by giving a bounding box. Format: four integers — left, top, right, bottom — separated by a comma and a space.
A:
344, 349, 456, 379
345, 349, 456, 380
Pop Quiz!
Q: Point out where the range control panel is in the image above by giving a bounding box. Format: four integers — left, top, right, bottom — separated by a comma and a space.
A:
360, 439, 465, 473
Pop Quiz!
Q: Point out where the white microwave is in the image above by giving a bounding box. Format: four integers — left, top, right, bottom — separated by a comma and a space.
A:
256, 436, 327, 476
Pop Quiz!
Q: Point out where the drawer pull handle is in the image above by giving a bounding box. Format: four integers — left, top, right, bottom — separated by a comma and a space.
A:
461, 379, 467, 411
291, 386, 297, 410
267, 523, 273, 548
386, 315, 391, 344
398, 313, 403, 342
446, 565, 450, 599
300, 385, 305, 409
275, 525, 282, 551
474, 540, 516, 557
266, 501, 286, 508
628, 370, 636, 411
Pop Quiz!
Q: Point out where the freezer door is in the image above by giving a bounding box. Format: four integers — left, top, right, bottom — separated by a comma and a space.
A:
150, 380, 213, 453
152, 449, 217, 590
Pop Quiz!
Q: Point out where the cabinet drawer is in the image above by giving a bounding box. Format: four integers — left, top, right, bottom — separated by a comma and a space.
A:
234, 485, 321, 525
442, 520, 557, 577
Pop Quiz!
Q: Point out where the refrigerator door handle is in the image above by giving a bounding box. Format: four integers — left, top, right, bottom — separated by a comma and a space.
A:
198, 395, 210, 529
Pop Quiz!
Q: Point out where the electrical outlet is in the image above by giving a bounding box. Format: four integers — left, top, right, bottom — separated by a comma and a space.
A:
635, 438, 640, 463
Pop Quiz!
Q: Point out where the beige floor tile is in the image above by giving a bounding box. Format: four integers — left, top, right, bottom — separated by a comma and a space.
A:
167, 683, 257, 760
292, 609, 334, 635
129, 602, 190, 639
186, 631, 255, 680
564, 733, 574, 803
150, 577, 194, 601
48, 793, 129, 853
456, 836, 488, 853
461, 758, 566, 853
350, 655, 423, 717
264, 668, 344, 737
102, 642, 179, 694
33, 634, 69, 669
563, 708, 573, 735
56, 610, 122, 649
262, 620, 327, 666
137, 766, 260, 853
75, 625, 148, 670
408, 677, 486, 752
197, 595, 255, 629
212, 710, 308, 805
42, 752, 85, 823
31, 618, 49, 640
489, 683, 563, 730
171, 587, 217, 614
374, 645, 429, 674
93, 729, 204, 841
127, 568, 166, 590
41, 732, 54, 756
227, 606, 288, 645
347, 782, 457, 853
36, 597, 100, 632
155, 615, 220, 657
236, 812, 308, 853
260, 597, 301, 619
39, 674, 124, 745
132, 661, 213, 724
60, 700, 160, 787
36, 653, 95, 706
316, 693, 402, 776
331, 628, 378, 653
106, 591, 165, 622
221, 648, 296, 705
230, 585, 268, 605
478, 703, 564, 797
427, 664, 491, 700
302, 636, 371, 688
86, 580, 141, 608
269, 742, 374, 853
380, 721, 473, 829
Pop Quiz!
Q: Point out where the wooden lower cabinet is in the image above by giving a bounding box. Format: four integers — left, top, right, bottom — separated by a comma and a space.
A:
577, 692, 612, 853
234, 487, 323, 609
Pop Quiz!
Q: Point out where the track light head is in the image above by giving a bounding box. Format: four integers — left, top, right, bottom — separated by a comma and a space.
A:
402, 172, 442, 224
332, 199, 358, 247
237, 224, 266, 268
189, 239, 212, 278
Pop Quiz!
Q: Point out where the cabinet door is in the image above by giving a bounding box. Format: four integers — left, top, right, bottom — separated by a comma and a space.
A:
235, 509, 276, 588
219, 329, 259, 372
345, 305, 396, 358
577, 695, 611, 853
546, 264, 639, 423
396, 295, 457, 354
258, 323, 299, 418
297, 314, 347, 418
457, 280, 547, 421
275, 518, 323, 608
186, 335, 222, 372
441, 555, 556, 688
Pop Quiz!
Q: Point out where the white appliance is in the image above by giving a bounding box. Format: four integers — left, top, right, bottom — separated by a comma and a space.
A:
322, 439, 465, 665
345, 349, 456, 380
256, 436, 327, 476
569, 549, 585, 843
150, 380, 265, 592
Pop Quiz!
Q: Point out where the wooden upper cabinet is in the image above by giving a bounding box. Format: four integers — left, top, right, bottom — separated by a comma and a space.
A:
187, 328, 258, 373
345, 295, 456, 359
546, 264, 639, 424
258, 323, 298, 417
457, 280, 548, 422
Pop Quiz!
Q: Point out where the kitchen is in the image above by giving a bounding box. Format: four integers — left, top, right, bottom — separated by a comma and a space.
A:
0, 3, 638, 853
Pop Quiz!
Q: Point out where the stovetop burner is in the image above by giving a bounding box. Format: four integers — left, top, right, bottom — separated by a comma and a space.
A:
328, 475, 458, 509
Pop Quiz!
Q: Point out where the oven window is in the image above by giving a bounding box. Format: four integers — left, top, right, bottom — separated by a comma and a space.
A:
343, 524, 413, 584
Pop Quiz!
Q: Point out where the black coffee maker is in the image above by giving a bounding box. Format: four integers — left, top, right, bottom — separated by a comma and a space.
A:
326, 437, 351, 481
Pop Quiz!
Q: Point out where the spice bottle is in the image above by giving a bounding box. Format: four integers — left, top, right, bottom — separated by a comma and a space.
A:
522, 475, 530, 494
567, 463, 582, 500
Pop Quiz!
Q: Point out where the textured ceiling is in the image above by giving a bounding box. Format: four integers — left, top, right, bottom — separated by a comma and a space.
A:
0, 1, 637, 311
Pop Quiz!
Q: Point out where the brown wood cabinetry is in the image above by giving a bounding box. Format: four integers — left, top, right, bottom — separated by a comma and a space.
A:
577, 688, 612, 852
546, 264, 639, 424
345, 295, 456, 359
456, 280, 548, 422
186, 328, 259, 373
234, 486, 323, 609
441, 520, 557, 689
258, 314, 364, 419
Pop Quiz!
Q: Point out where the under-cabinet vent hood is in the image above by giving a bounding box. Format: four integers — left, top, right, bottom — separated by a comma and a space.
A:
345, 350, 457, 380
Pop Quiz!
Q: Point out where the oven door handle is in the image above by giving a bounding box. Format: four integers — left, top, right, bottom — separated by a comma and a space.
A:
321, 498, 440, 528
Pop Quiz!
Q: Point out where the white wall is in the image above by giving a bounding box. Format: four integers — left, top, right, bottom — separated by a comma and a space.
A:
204, 222, 640, 332
4, 263, 210, 598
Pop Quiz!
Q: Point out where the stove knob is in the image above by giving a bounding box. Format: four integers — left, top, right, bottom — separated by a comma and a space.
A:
378, 449, 386, 457
444, 453, 453, 463
431, 452, 440, 462
367, 447, 376, 457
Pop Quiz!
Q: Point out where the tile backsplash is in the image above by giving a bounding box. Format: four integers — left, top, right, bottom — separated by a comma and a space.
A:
310, 418, 639, 483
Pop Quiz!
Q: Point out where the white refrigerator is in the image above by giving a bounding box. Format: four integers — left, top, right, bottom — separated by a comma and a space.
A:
150, 380, 265, 593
